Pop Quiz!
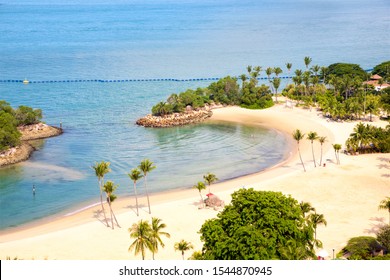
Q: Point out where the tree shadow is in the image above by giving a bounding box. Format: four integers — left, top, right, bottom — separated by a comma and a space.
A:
124, 203, 150, 215
92, 209, 110, 227
376, 157, 390, 177
364, 217, 386, 234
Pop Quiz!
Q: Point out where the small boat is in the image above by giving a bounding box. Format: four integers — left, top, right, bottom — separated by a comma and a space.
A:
23, 79, 29, 84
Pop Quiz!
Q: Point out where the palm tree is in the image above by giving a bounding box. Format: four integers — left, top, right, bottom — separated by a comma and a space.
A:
193, 181, 206, 207
292, 129, 306, 172
271, 78, 281, 103
300, 201, 315, 217
274, 67, 283, 77
308, 212, 327, 240
139, 159, 156, 214
286, 62, 292, 84
92, 161, 111, 227
102, 180, 120, 229
307, 131, 318, 167
128, 220, 153, 260
174, 239, 194, 260
265, 67, 273, 84
318, 136, 327, 166
150, 217, 171, 260
378, 197, 390, 225
203, 173, 218, 194
239, 74, 247, 89
332, 144, 342, 164
304, 56, 312, 70
128, 168, 143, 216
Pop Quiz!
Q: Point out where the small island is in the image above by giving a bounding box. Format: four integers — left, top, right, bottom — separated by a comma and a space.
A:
0, 101, 62, 167
136, 70, 275, 127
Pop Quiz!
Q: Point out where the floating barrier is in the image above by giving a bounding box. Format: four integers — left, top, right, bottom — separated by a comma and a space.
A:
0, 69, 374, 84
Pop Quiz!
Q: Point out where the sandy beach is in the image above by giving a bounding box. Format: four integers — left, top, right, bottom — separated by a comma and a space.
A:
0, 104, 389, 260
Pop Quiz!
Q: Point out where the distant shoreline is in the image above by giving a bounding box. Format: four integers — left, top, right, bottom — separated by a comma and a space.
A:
0, 123, 63, 167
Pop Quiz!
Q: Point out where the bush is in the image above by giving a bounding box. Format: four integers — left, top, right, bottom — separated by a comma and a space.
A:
339, 236, 384, 260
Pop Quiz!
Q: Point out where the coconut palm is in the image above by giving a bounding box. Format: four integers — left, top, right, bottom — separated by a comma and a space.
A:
92, 161, 111, 227
292, 129, 306, 172
271, 78, 281, 103
174, 239, 194, 260
286, 62, 292, 85
128, 168, 143, 216
378, 197, 390, 225
307, 131, 319, 167
318, 136, 327, 166
308, 212, 327, 240
203, 173, 218, 194
139, 159, 156, 214
304, 56, 312, 70
239, 74, 247, 89
102, 180, 120, 229
193, 181, 206, 207
150, 217, 171, 260
333, 144, 342, 165
300, 201, 315, 218
265, 67, 273, 84
128, 220, 153, 260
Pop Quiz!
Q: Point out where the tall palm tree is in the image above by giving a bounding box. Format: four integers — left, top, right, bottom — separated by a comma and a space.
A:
150, 217, 171, 260
139, 159, 156, 214
318, 136, 327, 166
304, 56, 312, 70
307, 131, 318, 167
239, 74, 247, 89
332, 144, 342, 165
292, 129, 306, 172
193, 181, 206, 207
265, 67, 273, 84
203, 173, 218, 194
274, 67, 283, 77
286, 62, 292, 83
128, 168, 143, 216
271, 78, 281, 103
128, 220, 153, 260
102, 180, 120, 229
378, 197, 390, 225
92, 161, 111, 227
174, 239, 194, 260
308, 212, 327, 240
300, 201, 315, 217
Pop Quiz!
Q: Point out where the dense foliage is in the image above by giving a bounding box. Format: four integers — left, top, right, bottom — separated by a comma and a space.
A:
325, 63, 368, 81
345, 123, 390, 153
198, 189, 320, 260
0, 100, 42, 152
372, 61, 390, 80
151, 71, 274, 116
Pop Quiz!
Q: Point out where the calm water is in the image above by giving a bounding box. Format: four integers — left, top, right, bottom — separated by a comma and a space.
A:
0, 0, 389, 230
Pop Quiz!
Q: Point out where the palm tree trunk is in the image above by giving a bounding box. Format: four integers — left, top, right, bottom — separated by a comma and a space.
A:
108, 197, 114, 229
298, 146, 306, 172
182, 251, 184, 260
134, 182, 139, 216
112, 208, 121, 228
99, 181, 109, 227
145, 176, 151, 214
199, 191, 204, 208
311, 142, 316, 167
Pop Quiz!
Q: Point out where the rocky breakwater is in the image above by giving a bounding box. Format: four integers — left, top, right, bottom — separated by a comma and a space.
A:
136, 107, 213, 128
0, 123, 63, 167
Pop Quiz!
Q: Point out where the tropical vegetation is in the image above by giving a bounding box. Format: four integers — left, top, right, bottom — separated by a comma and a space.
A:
345, 123, 390, 154
197, 188, 324, 260
174, 239, 194, 260
0, 100, 42, 152
128, 217, 170, 260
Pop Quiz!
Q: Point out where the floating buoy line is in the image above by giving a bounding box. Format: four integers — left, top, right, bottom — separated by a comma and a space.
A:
0, 76, 295, 84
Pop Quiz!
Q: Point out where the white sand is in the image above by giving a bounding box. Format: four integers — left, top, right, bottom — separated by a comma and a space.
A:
1, 104, 389, 260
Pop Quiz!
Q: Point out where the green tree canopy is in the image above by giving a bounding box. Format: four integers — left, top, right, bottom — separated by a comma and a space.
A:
326, 63, 368, 82
198, 189, 318, 260
372, 60, 390, 80
339, 236, 384, 260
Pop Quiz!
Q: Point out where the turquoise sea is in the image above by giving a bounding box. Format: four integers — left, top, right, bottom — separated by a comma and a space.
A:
0, 0, 389, 230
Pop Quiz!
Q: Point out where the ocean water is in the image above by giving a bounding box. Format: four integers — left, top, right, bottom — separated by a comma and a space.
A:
0, 0, 389, 230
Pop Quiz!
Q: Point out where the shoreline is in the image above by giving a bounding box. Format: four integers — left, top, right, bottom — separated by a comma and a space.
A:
0, 104, 389, 260
0, 123, 62, 167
